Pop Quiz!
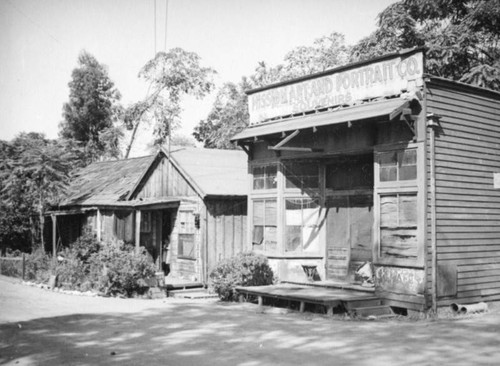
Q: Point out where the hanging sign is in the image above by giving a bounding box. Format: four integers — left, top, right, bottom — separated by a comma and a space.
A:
248, 50, 424, 125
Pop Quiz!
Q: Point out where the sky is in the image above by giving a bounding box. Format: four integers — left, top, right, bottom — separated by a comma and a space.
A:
0, 0, 397, 155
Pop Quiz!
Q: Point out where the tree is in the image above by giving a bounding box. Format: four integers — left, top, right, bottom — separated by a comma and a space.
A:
350, 0, 500, 90
194, 32, 351, 149
59, 50, 122, 162
1, 133, 78, 251
193, 79, 251, 149
124, 48, 216, 157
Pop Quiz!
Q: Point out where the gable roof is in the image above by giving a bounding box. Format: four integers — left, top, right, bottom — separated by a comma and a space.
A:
58, 147, 248, 208
167, 147, 248, 197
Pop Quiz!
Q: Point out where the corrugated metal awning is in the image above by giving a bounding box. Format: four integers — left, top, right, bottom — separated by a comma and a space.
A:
231, 98, 411, 141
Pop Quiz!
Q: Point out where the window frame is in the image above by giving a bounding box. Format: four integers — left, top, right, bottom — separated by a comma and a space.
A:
373, 143, 425, 268
252, 163, 278, 191
284, 196, 322, 255
251, 198, 278, 254
177, 210, 196, 260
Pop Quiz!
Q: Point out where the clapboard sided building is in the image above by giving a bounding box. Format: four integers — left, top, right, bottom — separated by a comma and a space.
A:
232, 48, 500, 311
49, 147, 248, 283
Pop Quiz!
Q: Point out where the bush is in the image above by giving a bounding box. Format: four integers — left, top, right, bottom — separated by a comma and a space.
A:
209, 252, 274, 301
25, 248, 53, 283
89, 242, 156, 297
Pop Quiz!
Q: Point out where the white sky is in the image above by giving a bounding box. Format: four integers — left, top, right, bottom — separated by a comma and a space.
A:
0, 0, 397, 154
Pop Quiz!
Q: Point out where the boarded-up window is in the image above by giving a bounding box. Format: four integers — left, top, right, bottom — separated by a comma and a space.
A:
253, 199, 277, 252
285, 198, 321, 253
253, 165, 277, 190
284, 162, 319, 190
379, 149, 417, 182
380, 193, 417, 259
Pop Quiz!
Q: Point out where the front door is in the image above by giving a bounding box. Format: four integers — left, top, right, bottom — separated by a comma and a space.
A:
325, 194, 373, 282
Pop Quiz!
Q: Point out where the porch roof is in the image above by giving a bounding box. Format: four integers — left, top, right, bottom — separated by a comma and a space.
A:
231, 97, 410, 142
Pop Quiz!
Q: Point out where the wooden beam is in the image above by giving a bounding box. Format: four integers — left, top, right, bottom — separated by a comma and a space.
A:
268, 146, 323, 152
271, 129, 300, 150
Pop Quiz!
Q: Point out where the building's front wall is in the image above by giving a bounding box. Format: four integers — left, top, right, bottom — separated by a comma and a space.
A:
426, 79, 500, 307
247, 117, 427, 309
241, 50, 431, 310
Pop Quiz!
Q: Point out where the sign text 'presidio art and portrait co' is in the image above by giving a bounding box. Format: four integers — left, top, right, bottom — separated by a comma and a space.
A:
248, 51, 424, 125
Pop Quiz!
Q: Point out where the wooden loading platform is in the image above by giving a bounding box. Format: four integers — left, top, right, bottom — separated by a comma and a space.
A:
235, 284, 388, 317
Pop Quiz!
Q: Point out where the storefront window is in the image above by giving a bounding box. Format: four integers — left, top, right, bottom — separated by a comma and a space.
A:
285, 198, 321, 253
284, 162, 319, 190
380, 193, 418, 259
253, 165, 277, 190
252, 199, 277, 252
379, 149, 417, 182
326, 155, 373, 190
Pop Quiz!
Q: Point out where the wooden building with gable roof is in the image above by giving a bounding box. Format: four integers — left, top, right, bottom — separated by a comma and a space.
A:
231, 48, 500, 312
49, 147, 248, 283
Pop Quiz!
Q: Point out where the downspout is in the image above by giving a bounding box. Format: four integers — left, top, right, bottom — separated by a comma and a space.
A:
427, 113, 439, 314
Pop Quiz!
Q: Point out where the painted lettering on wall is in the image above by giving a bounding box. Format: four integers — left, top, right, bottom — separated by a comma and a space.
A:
375, 266, 425, 295
248, 52, 424, 125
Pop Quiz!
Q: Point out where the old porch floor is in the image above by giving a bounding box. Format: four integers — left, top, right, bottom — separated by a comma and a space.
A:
235, 283, 381, 316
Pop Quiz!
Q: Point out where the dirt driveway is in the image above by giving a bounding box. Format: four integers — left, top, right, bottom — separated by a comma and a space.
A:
1, 275, 499, 366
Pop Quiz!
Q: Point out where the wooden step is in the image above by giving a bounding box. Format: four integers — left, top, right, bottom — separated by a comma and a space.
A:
351, 305, 396, 319
343, 298, 382, 310
168, 289, 218, 299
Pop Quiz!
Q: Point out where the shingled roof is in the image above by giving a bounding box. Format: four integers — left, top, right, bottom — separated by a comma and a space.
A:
58, 147, 248, 208
59, 155, 155, 207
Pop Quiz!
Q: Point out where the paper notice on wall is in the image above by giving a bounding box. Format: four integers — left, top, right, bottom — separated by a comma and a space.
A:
494, 173, 500, 189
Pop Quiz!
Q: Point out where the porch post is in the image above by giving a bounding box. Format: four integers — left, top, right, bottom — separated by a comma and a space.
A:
135, 210, 141, 254
51, 214, 57, 259
96, 209, 102, 241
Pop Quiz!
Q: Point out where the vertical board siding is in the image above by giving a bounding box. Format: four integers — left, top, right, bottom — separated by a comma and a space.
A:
426, 82, 500, 306
205, 199, 248, 276
135, 156, 197, 199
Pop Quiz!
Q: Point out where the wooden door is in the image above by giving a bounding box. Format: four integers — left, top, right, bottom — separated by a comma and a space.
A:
325, 195, 373, 282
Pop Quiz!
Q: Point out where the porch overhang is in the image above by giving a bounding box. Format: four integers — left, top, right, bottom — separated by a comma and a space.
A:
231, 97, 414, 142
48, 197, 183, 215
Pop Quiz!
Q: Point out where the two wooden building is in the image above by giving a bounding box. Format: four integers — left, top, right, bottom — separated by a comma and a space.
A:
50, 147, 248, 283
231, 48, 500, 312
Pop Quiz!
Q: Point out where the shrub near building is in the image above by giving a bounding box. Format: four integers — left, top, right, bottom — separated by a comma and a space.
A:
209, 252, 274, 301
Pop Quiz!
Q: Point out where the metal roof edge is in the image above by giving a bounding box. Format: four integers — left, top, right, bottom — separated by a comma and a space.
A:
424, 74, 500, 99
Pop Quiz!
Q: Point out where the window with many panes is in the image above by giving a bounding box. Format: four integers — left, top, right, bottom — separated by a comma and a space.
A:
283, 161, 319, 190
253, 165, 277, 190
285, 197, 321, 253
252, 199, 277, 252
378, 149, 417, 182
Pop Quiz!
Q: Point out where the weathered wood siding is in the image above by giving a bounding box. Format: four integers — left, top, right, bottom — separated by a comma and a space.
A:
426, 80, 500, 306
135, 156, 197, 198
204, 199, 248, 278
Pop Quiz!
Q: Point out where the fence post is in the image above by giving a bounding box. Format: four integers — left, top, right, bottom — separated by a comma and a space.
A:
22, 253, 26, 280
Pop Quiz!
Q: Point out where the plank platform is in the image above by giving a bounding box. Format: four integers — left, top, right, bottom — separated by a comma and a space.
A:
235, 284, 380, 316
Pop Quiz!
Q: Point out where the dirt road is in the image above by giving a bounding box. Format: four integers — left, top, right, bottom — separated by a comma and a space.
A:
1, 275, 499, 366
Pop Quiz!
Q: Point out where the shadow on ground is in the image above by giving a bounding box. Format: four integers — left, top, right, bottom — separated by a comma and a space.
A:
1, 299, 499, 366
